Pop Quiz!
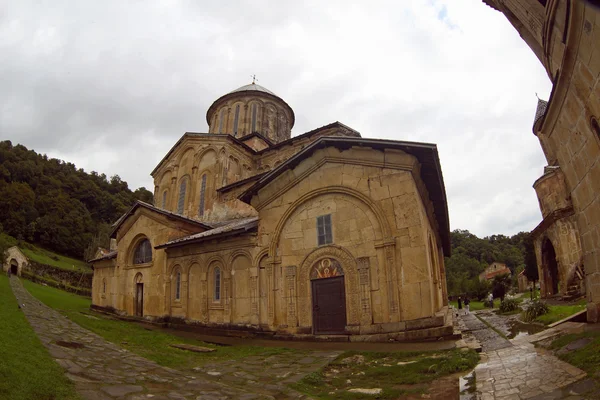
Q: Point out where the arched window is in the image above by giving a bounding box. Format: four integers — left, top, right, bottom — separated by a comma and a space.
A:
251, 103, 258, 132
177, 179, 187, 214
233, 104, 240, 137
214, 267, 221, 301
218, 108, 225, 133
133, 239, 152, 264
199, 174, 207, 216
175, 271, 181, 300
162, 190, 168, 209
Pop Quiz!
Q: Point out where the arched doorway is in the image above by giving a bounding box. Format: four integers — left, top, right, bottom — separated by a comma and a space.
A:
134, 273, 144, 317
542, 238, 559, 296
10, 259, 18, 276
310, 258, 346, 334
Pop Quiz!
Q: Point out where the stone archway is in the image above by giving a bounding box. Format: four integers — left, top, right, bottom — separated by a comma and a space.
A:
542, 238, 559, 296
310, 258, 347, 334
10, 259, 18, 276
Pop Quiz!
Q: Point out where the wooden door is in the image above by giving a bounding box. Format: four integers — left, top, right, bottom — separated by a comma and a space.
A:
311, 276, 346, 334
135, 283, 144, 317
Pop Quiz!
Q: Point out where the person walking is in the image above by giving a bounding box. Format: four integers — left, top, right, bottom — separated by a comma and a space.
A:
464, 297, 470, 314
457, 296, 463, 311
488, 293, 494, 308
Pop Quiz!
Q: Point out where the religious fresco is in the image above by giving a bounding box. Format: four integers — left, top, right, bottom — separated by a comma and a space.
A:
310, 258, 344, 280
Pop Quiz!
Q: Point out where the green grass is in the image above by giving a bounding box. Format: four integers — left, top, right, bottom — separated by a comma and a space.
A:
549, 331, 600, 375
291, 349, 479, 399
1, 232, 90, 272
450, 299, 499, 311
0, 275, 80, 400
22, 279, 297, 369
534, 301, 586, 325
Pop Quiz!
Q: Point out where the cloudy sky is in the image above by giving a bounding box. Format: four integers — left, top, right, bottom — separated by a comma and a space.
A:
0, 0, 552, 238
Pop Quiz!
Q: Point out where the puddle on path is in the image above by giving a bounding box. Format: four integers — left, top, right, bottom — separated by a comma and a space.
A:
507, 320, 546, 339
459, 370, 477, 400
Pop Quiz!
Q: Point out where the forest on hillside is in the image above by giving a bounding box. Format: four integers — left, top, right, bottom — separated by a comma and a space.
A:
445, 229, 537, 298
0, 141, 153, 259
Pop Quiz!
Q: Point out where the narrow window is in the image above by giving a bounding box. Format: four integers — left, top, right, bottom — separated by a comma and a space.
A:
317, 214, 333, 246
251, 103, 257, 132
177, 179, 186, 214
103, 279, 106, 293
162, 190, 167, 208
214, 267, 221, 301
233, 105, 240, 137
198, 174, 207, 216
591, 116, 600, 140
218, 108, 225, 133
133, 239, 152, 264
175, 271, 181, 300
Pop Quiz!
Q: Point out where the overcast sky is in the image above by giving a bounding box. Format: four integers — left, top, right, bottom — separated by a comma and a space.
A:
0, 0, 552, 238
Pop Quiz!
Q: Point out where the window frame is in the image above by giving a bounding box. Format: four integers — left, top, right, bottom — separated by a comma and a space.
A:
133, 239, 152, 265
177, 178, 187, 215
175, 270, 181, 301
251, 103, 257, 132
316, 214, 333, 246
162, 190, 168, 209
233, 104, 240, 137
214, 267, 221, 302
198, 174, 207, 217
218, 108, 225, 133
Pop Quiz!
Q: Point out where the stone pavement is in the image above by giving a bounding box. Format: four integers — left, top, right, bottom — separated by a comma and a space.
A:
457, 310, 591, 399
9, 277, 330, 400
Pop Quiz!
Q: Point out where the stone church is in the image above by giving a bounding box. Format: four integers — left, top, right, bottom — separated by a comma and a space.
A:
484, 1, 600, 317
90, 82, 452, 340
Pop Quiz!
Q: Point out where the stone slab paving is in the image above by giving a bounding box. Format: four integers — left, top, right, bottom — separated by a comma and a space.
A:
459, 311, 512, 352
457, 311, 590, 399
9, 277, 321, 400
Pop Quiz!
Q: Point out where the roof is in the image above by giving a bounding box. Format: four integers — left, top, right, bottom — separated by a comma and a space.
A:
88, 250, 117, 263
228, 83, 278, 97
481, 267, 511, 280
217, 171, 268, 194
206, 83, 295, 128
156, 217, 259, 249
110, 201, 212, 238
533, 98, 548, 128
239, 136, 451, 255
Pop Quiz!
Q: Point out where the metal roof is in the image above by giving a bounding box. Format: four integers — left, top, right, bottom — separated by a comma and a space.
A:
228, 83, 278, 97
156, 216, 259, 249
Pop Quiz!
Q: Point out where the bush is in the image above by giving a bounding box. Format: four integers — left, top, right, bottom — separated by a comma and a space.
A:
524, 299, 550, 322
499, 298, 520, 313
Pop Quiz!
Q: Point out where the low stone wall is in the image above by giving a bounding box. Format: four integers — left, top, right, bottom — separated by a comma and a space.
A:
21, 261, 92, 297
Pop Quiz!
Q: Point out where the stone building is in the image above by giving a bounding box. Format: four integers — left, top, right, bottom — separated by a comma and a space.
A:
2, 246, 29, 277
483, 1, 600, 320
90, 82, 452, 341
478, 261, 511, 282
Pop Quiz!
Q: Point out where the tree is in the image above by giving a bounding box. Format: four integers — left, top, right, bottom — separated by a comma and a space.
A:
523, 234, 539, 283
492, 274, 512, 302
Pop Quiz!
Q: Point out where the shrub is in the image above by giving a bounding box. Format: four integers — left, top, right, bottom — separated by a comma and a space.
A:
524, 299, 550, 322
499, 298, 520, 313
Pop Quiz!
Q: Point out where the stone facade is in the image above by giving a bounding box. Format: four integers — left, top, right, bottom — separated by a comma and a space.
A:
91, 82, 452, 341
478, 262, 511, 282
484, 1, 600, 320
3, 246, 28, 277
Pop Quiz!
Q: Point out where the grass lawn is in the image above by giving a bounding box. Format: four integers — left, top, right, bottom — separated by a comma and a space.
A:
550, 331, 600, 375
291, 349, 479, 399
449, 299, 500, 311
534, 301, 586, 325
0, 275, 79, 400
22, 279, 297, 369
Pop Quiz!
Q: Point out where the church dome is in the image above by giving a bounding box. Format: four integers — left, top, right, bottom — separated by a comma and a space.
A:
206, 81, 295, 144
228, 83, 278, 97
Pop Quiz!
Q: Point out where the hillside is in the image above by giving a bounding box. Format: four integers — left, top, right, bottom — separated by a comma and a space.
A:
0, 141, 153, 259
444, 229, 535, 296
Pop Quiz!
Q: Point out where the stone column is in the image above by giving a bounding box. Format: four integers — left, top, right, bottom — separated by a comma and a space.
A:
285, 265, 297, 328
357, 257, 373, 325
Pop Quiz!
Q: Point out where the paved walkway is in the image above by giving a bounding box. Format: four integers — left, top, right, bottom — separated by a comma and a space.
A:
457, 310, 592, 399
9, 277, 320, 400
